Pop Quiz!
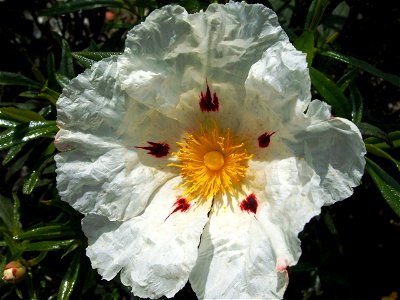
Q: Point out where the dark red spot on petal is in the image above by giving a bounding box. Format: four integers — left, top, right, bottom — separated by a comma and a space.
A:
12, 268, 17, 277
136, 141, 170, 158
199, 81, 219, 112
258, 132, 276, 148
164, 198, 191, 221
240, 193, 258, 214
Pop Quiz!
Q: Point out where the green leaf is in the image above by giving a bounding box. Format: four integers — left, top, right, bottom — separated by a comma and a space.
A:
366, 144, 400, 171
310, 67, 352, 118
14, 224, 76, 241
365, 131, 400, 149
294, 30, 316, 66
12, 193, 22, 236
24, 239, 78, 252
2, 233, 21, 258
3, 143, 26, 165
40, 0, 127, 16
366, 157, 400, 217
23, 143, 56, 195
47, 52, 59, 90
0, 194, 14, 232
337, 68, 359, 92
0, 107, 45, 122
56, 73, 71, 89
0, 117, 18, 128
72, 52, 122, 68
319, 51, 400, 88
349, 83, 363, 123
38, 87, 60, 105
0, 121, 58, 151
57, 248, 82, 300
305, 0, 330, 31
357, 122, 392, 146
60, 40, 75, 79
0, 71, 41, 89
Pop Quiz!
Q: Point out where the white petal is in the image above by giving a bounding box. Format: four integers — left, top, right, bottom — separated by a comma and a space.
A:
263, 100, 366, 234
56, 58, 183, 221
118, 2, 289, 130
190, 194, 297, 299
243, 40, 311, 130
83, 177, 211, 299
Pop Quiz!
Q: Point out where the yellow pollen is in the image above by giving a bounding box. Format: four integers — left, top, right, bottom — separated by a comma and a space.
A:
169, 120, 252, 200
204, 151, 224, 171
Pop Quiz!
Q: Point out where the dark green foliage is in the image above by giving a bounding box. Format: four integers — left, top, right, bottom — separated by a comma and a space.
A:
0, 0, 399, 299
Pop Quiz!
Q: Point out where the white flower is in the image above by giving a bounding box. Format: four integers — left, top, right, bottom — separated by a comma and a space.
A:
55, 2, 366, 299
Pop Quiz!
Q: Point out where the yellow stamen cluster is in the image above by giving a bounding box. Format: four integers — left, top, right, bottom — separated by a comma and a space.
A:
170, 121, 252, 200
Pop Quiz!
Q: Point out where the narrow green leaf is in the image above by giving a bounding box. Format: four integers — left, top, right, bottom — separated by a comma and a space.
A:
60, 40, 75, 79
0, 194, 14, 232
0, 107, 45, 122
357, 122, 392, 146
12, 193, 21, 236
366, 131, 400, 149
26, 251, 47, 266
47, 52, 59, 90
0, 71, 41, 89
23, 143, 56, 194
310, 67, 352, 118
72, 51, 122, 68
38, 87, 60, 105
40, 0, 127, 16
72, 54, 95, 69
24, 240, 77, 252
2, 233, 21, 257
0, 121, 58, 151
319, 51, 400, 87
14, 224, 76, 241
3, 143, 26, 165
41, 200, 81, 218
0, 118, 18, 128
366, 157, 400, 217
349, 83, 363, 123
337, 68, 359, 92
366, 144, 400, 171
56, 73, 71, 89
57, 248, 82, 300
305, 0, 330, 31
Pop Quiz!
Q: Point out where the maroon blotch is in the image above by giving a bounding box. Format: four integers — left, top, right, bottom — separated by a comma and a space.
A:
258, 131, 276, 148
240, 193, 258, 214
199, 81, 219, 112
136, 141, 170, 158
164, 198, 191, 221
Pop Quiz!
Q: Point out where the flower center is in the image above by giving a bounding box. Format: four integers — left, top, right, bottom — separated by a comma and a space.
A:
170, 120, 252, 200
204, 151, 224, 171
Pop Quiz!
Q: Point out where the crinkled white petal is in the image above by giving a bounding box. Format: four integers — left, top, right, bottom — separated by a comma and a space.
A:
55, 57, 183, 221
83, 177, 211, 299
243, 40, 311, 131
190, 194, 298, 299
245, 100, 366, 235
117, 2, 289, 130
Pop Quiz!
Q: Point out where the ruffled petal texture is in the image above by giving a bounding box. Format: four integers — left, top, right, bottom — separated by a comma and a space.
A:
83, 177, 211, 299
190, 194, 297, 299
117, 2, 289, 130
55, 57, 183, 221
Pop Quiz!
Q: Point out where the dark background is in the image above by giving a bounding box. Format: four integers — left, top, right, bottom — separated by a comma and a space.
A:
0, 0, 399, 299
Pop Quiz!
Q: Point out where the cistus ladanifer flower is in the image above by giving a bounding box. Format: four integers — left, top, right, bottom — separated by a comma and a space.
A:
55, 2, 366, 299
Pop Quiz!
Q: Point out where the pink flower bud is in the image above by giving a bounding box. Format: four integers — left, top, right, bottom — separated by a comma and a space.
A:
2, 261, 26, 283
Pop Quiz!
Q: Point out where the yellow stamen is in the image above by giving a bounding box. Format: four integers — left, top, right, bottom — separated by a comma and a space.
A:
169, 120, 252, 200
